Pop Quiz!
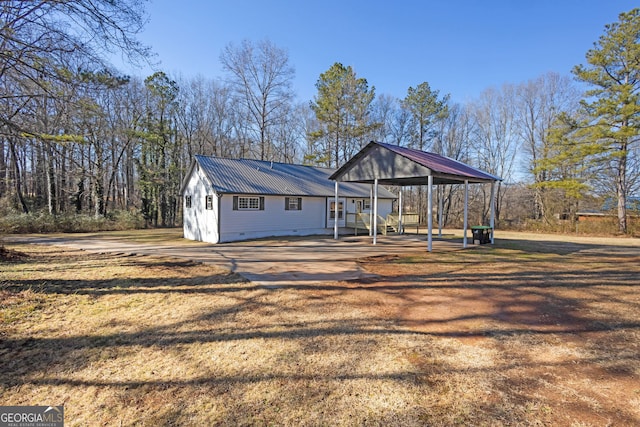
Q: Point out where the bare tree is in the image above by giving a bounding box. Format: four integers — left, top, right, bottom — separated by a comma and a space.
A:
270, 102, 307, 163
370, 93, 400, 143
470, 85, 519, 224
108, 77, 146, 212
514, 72, 580, 220
1, 0, 150, 135
388, 105, 412, 147
175, 75, 215, 158
433, 103, 476, 225
220, 39, 295, 161
0, 0, 149, 222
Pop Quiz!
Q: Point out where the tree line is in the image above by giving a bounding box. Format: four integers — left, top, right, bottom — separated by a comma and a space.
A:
1, 2, 639, 233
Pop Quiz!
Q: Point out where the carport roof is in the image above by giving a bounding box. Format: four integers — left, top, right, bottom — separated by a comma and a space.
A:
329, 141, 502, 185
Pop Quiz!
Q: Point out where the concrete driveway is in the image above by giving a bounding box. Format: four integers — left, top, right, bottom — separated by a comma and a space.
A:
7, 234, 461, 286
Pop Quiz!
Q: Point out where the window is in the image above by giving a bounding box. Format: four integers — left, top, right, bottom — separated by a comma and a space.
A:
330, 201, 343, 219
205, 195, 213, 210
285, 197, 302, 211
239, 196, 259, 210
356, 199, 371, 213
185, 195, 192, 208
233, 196, 264, 211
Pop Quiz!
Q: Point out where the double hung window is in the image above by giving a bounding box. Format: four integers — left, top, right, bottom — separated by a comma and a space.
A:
233, 196, 265, 211
285, 197, 302, 211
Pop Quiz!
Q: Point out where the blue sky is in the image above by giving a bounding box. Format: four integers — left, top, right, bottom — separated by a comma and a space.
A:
123, 0, 638, 104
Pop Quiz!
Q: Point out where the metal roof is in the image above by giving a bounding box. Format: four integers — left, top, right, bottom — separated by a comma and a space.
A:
379, 142, 501, 182
188, 155, 397, 198
329, 141, 502, 185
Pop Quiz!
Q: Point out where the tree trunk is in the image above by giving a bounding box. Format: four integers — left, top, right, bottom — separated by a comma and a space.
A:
94, 177, 105, 218
0, 139, 6, 197
59, 145, 68, 213
9, 139, 29, 213
494, 182, 503, 226
74, 176, 85, 213
125, 145, 135, 210
616, 143, 628, 234
45, 143, 57, 215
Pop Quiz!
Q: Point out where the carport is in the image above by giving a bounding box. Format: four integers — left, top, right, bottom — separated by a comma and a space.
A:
329, 141, 502, 251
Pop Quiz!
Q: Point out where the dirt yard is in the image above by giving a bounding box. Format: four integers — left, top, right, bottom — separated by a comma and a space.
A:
0, 234, 638, 426
352, 238, 640, 425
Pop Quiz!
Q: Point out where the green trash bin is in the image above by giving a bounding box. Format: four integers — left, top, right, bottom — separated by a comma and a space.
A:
471, 226, 492, 244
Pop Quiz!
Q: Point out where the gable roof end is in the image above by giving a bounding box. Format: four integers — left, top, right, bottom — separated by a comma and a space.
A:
329, 141, 501, 184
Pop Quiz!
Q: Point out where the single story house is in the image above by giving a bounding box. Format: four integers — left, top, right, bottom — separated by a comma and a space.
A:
180, 155, 396, 244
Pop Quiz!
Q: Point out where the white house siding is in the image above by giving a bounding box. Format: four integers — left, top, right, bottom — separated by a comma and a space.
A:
182, 166, 396, 244
377, 199, 393, 217
182, 166, 220, 244
219, 195, 329, 243
343, 197, 393, 217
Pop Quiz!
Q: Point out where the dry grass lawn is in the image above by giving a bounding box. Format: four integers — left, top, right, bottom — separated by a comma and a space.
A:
1, 236, 639, 426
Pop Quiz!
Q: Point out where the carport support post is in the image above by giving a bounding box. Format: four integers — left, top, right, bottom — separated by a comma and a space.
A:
369, 186, 373, 236
398, 188, 404, 234
490, 181, 496, 244
373, 178, 378, 245
427, 175, 433, 252
334, 181, 339, 240
463, 179, 469, 248
438, 185, 444, 238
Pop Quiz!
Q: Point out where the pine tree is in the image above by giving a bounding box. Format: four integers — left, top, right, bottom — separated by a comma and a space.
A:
401, 82, 449, 151
572, 8, 640, 233
309, 63, 378, 168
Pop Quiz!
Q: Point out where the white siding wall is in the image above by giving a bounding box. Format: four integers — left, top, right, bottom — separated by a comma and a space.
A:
182, 167, 396, 244
344, 197, 393, 217
379, 199, 393, 217
182, 166, 220, 244
220, 195, 329, 243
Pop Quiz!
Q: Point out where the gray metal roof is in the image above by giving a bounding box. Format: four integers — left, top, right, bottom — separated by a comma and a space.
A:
188, 155, 396, 198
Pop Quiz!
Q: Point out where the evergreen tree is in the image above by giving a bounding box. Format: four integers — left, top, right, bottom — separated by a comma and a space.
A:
533, 112, 601, 218
572, 8, 640, 233
138, 72, 180, 227
401, 82, 450, 150
309, 63, 378, 168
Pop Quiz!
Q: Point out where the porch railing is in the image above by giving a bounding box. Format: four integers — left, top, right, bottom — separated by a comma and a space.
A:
386, 212, 420, 233
345, 212, 421, 235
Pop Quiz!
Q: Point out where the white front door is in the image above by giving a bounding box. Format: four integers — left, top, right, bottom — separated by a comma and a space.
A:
327, 198, 346, 227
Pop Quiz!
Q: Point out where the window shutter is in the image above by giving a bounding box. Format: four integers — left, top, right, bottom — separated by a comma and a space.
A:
259, 197, 265, 210
285, 197, 290, 210
297, 198, 302, 210
233, 196, 238, 210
